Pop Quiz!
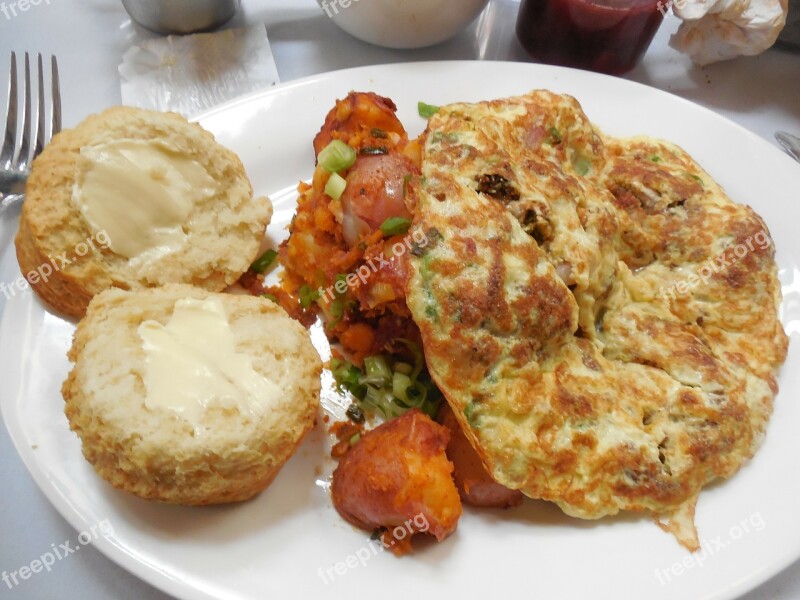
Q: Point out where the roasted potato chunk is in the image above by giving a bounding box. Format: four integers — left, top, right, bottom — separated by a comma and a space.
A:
331, 409, 461, 552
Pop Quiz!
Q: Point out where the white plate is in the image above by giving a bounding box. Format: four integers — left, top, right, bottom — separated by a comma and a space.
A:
2, 61, 800, 600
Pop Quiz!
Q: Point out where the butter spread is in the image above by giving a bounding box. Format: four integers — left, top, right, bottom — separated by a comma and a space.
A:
138, 297, 281, 426
72, 139, 216, 261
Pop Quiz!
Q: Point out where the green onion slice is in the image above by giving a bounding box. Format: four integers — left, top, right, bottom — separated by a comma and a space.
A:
251, 249, 278, 273
331, 348, 442, 420
325, 172, 347, 200
418, 101, 439, 119
299, 285, 321, 309
360, 355, 392, 386
380, 216, 412, 236
318, 140, 357, 173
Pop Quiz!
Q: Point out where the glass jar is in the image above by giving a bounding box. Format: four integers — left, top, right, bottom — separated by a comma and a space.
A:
516, 0, 666, 75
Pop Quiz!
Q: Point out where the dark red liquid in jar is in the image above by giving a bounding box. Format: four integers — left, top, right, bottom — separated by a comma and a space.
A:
516, 0, 665, 75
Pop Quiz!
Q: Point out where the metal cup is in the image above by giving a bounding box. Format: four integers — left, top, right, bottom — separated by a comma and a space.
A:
121, 0, 241, 35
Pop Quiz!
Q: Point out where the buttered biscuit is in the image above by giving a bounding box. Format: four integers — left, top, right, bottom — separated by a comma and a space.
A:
62, 284, 321, 505
16, 106, 271, 317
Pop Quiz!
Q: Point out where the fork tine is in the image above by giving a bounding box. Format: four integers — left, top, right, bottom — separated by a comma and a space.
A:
1, 52, 17, 169
15, 52, 32, 171
33, 53, 45, 160
51, 55, 61, 136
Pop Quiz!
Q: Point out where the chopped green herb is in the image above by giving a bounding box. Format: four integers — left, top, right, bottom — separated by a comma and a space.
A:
572, 155, 591, 176
349, 433, 361, 445
330, 348, 442, 420
380, 216, 412, 236
418, 101, 439, 119
689, 173, 704, 185
331, 358, 367, 399
329, 297, 345, 319
325, 172, 347, 200
398, 339, 424, 380
250, 249, 278, 274
431, 131, 459, 144
650, 155, 661, 162
260, 293, 278, 303
298, 285, 321, 309
392, 372, 412, 404
548, 126, 562, 144
327, 272, 350, 327
361, 355, 392, 386
464, 402, 479, 427
318, 140, 357, 173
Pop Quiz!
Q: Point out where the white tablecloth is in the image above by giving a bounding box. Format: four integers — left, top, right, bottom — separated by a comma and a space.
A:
1, 1, 798, 598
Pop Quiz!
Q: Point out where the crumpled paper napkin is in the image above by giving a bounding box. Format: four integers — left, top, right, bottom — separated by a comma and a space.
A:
119, 25, 280, 118
669, 0, 788, 65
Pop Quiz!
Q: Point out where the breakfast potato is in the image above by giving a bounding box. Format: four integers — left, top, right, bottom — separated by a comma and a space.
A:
331, 409, 462, 553
437, 402, 524, 509
313, 91, 406, 156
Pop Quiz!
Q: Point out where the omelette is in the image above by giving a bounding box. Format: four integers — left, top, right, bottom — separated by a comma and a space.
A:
405, 91, 788, 549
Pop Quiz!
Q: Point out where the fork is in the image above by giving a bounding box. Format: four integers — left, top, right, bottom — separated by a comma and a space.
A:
0, 52, 61, 213
775, 131, 800, 164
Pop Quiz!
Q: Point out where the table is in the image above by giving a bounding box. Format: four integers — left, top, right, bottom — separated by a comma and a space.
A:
0, 1, 798, 598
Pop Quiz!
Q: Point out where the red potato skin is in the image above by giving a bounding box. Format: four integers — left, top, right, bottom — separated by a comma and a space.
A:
340, 154, 416, 234
313, 92, 407, 157
437, 402, 524, 509
331, 409, 462, 545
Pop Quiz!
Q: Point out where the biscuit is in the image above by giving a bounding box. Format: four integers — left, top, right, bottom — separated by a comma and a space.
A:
16, 106, 271, 318
62, 284, 321, 505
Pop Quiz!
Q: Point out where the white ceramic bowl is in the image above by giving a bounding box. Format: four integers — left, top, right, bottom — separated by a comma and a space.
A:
315, 0, 490, 49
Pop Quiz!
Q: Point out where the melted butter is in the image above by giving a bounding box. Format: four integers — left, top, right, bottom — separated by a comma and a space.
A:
138, 297, 281, 427
73, 139, 216, 261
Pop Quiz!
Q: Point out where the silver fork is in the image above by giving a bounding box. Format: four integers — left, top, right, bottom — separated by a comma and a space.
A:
0, 52, 61, 213
775, 131, 800, 164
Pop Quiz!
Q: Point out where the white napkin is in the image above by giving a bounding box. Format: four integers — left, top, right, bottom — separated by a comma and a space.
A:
119, 25, 280, 118
669, 0, 788, 65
